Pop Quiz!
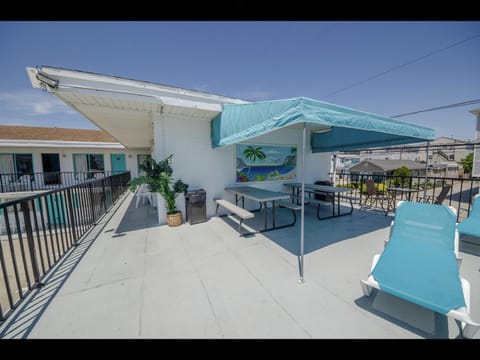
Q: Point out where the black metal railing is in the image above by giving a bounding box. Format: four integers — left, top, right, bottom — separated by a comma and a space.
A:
0, 171, 131, 323
0, 171, 126, 194
331, 173, 479, 222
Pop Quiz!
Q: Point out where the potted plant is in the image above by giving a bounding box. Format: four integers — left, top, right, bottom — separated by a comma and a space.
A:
128, 154, 188, 227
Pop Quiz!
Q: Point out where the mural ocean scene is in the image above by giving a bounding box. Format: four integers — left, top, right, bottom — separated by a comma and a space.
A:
236, 144, 297, 182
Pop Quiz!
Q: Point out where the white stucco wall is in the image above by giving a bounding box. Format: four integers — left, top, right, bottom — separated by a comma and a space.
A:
153, 115, 332, 225
0, 146, 150, 178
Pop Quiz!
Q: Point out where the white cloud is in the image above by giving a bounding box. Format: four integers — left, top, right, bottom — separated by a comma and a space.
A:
0, 90, 76, 116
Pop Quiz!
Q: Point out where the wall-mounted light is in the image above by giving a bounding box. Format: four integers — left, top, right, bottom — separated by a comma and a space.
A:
62, 154, 67, 158
128, 154, 132, 158
36, 71, 59, 89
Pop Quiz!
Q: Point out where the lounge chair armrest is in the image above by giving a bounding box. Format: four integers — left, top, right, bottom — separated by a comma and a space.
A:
385, 220, 395, 248
454, 228, 461, 267
360, 254, 381, 296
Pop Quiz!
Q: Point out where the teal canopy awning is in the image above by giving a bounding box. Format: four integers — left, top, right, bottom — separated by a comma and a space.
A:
211, 97, 435, 151
211, 96, 435, 282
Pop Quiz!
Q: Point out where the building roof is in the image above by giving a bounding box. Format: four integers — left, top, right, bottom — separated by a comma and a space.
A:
27, 66, 247, 149
350, 159, 426, 171
430, 136, 467, 144
0, 125, 117, 143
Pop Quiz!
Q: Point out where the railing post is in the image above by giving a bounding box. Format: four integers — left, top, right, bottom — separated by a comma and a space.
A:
101, 178, 107, 213
66, 188, 79, 246
89, 181, 96, 224
109, 174, 114, 206
20, 202, 43, 287
359, 173, 364, 207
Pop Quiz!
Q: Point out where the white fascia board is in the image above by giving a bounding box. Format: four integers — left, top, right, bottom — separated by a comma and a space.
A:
56, 85, 223, 113
33, 66, 248, 106
0, 139, 125, 149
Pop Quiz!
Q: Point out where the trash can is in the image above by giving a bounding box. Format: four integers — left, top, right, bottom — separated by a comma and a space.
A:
184, 189, 207, 225
314, 180, 333, 202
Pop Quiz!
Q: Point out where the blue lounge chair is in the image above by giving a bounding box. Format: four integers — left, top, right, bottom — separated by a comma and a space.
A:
457, 194, 480, 238
361, 201, 479, 339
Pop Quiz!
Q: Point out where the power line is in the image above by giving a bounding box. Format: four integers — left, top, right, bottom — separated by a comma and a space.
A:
391, 99, 480, 118
320, 33, 480, 100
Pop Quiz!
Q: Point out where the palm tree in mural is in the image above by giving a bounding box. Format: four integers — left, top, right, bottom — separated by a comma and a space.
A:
243, 146, 266, 181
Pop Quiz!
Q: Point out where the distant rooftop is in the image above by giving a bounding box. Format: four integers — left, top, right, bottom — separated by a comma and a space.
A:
0, 125, 117, 143
350, 159, 426, 171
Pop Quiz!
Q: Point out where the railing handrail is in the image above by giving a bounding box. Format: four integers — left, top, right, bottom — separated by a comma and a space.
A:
0, 170, 128, 194
329, 171, 479, 222
0, 171, 130, 209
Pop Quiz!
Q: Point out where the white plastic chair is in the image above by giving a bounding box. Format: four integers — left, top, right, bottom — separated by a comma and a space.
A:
135, 184, 153, 208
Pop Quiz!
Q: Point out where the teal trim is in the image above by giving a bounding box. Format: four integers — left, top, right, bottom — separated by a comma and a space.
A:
46, 193, 65, 225
44, 193, 79, 225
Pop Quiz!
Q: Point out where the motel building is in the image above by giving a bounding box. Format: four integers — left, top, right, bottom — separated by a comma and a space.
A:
26, 66, 333, 225
0, 125, 150, 199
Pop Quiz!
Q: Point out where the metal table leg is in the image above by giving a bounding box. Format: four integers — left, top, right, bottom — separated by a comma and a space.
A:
272, 200, 276, 228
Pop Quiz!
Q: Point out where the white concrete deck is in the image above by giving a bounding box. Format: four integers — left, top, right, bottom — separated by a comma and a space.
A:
1, 192, 479, 339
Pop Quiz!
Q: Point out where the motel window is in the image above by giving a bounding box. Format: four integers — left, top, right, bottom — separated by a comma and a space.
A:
0, 153, 33, 178
137, 154, 152, 176
73, 154, 105, 179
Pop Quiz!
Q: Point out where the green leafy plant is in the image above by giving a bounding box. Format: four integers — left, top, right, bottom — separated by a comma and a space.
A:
460, 153, 473, 175
128, 155, 188, 215
392, 166, 412, 187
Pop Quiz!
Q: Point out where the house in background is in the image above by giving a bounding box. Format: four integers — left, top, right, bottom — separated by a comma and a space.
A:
0, 125, 150, 192
343, 136, 473, 178
333, 154, 361, 178
348, 159, 427, 181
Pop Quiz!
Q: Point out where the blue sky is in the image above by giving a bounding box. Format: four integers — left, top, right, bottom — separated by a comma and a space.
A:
1, 21, 479, 140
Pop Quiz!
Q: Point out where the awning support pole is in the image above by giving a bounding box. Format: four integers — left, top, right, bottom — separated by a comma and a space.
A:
332, 154, 337, 187
299, 122, 306, 283
424, 141, 430, 200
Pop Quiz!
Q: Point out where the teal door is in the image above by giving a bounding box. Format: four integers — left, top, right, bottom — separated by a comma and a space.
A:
110, 154, 126, 174
45, 194, 65, 225
43, 193, 79, 225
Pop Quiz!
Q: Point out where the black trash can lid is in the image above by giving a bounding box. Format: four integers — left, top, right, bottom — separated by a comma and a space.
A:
185, 189, 205, 194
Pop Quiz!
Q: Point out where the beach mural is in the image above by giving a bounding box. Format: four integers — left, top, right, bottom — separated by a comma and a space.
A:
236, 144, 297, 182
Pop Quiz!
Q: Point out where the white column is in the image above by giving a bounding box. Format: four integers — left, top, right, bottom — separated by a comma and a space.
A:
152, 110, 167, 225
470, 109, 480, 177
152, 111, 166, 161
